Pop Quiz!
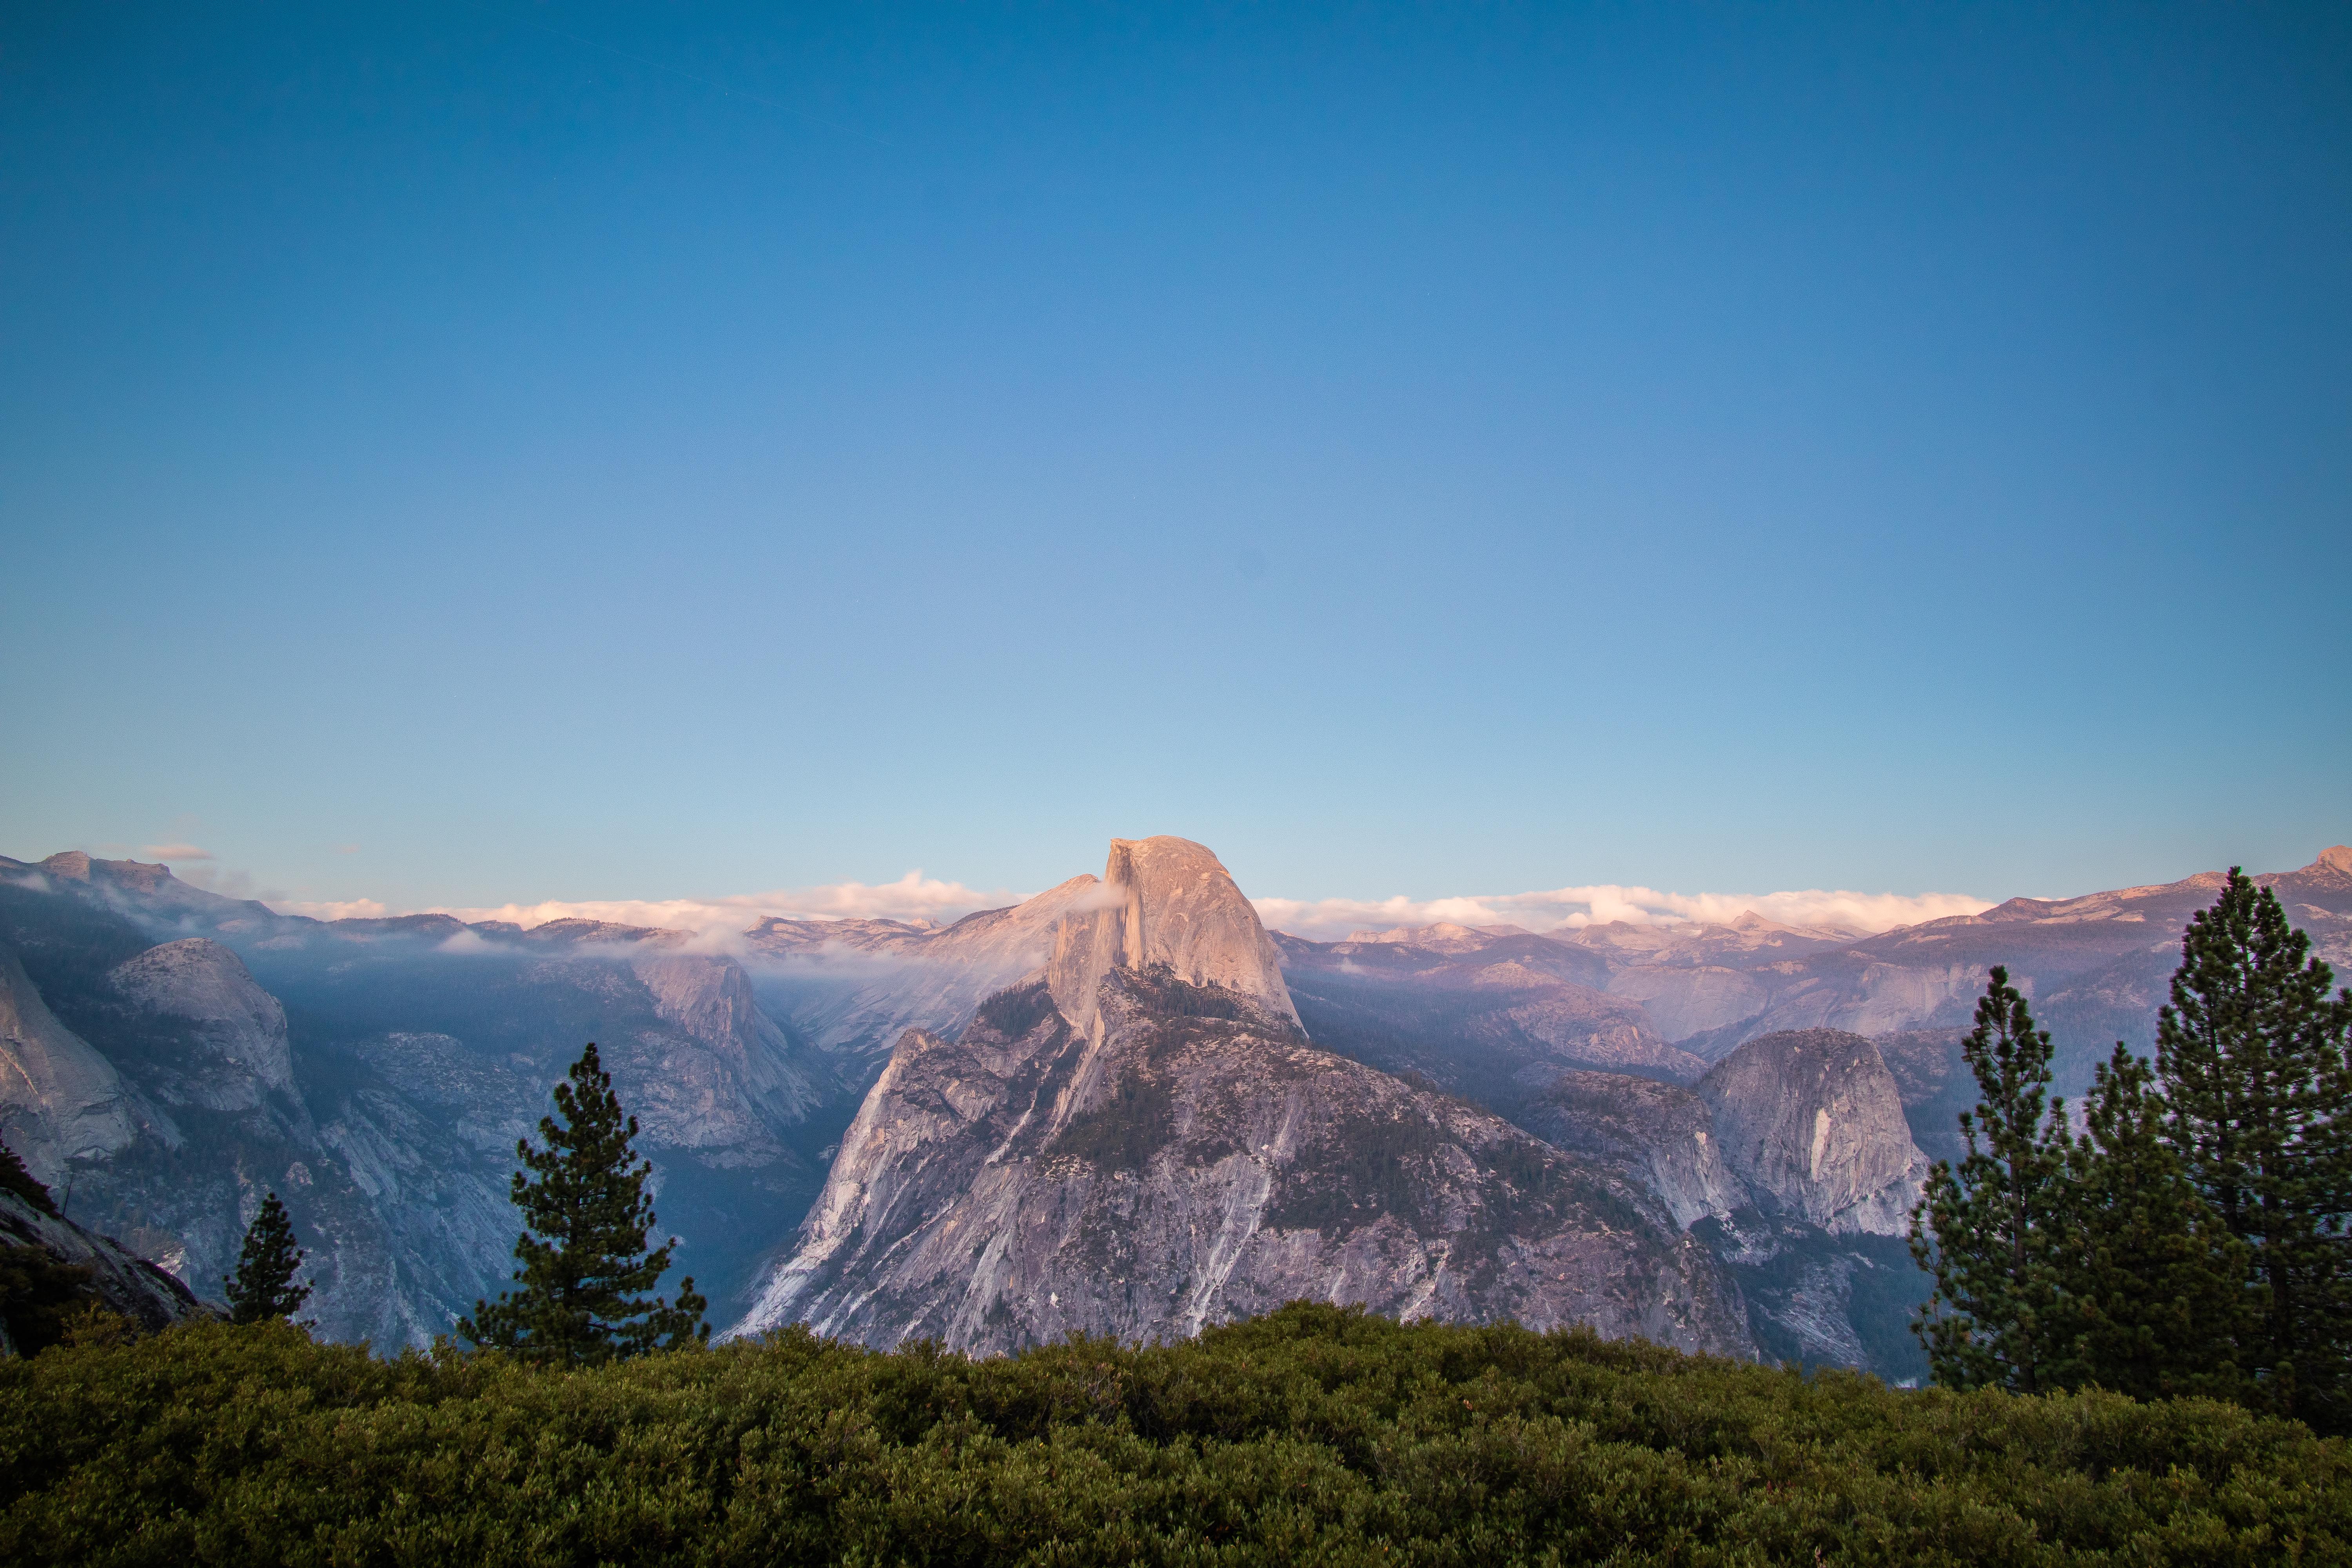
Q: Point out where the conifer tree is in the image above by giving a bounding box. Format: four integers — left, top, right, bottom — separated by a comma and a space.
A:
225, 1192, 312, 1326
458, 1042, 708, 1366
2156, 869, 2352, 1429
2061, 1044, 2251, 1401
0, 1133, 58, 1217
1910, 967, 2080, 1392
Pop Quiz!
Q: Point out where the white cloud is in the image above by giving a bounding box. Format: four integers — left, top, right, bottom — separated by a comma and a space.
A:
140, 843, 214, 862
277, 898, 390, 921
1251, 883, 1992, 941
263, 871, 1030, 938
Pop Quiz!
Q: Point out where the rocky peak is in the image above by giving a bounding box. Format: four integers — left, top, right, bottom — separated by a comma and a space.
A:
1045, 837, 1299, 1038
1695, 1029, 1927, 1236
736, 961, 1749, 1358
2295, 846, 2352, 887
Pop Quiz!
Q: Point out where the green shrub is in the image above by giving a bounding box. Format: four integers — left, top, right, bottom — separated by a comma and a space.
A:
2, 1304, 2345, 1565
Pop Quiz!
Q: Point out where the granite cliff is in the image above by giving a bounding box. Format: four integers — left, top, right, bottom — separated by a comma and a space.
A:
736, 838, 1751, 1358
0, 855, 829, 1345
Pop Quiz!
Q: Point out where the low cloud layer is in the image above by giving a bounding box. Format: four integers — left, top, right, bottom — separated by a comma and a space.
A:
139, 842, 214, 862
1252, 883, 1993, 942
274, 871, 1030, 938
269, 871, 1990, 944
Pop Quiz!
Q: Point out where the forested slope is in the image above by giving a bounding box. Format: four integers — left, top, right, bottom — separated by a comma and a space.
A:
4, 1304, 2345, 1566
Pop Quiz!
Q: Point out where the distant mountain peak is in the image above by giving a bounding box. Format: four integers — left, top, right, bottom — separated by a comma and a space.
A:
1045, 837, 1300, 1038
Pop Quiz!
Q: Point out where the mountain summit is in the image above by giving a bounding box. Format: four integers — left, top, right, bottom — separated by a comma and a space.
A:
1047, 836, 1300, 1039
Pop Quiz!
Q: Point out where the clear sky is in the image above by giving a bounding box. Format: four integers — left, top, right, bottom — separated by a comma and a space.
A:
4, 2, 2347, 919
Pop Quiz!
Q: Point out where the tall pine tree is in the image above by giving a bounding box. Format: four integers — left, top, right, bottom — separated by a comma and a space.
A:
459, 1042, 708, 1366
225, 1192, 312, 1325
2156, 869, 2352, 1429
1910, 967, 2080, 1392
2060, 1044, 2251, 1401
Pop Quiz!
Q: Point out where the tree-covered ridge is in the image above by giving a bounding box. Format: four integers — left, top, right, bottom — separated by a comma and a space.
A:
3, 1303, 2347, 1567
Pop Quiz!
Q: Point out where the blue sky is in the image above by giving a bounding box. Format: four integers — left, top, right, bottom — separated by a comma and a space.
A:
4, 2, 2347, 919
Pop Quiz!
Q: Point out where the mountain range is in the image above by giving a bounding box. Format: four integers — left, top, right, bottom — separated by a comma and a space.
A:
3, 839, 2346, 1379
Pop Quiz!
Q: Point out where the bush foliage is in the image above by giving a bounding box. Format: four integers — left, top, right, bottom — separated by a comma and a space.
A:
4, 1303, 2346, 1566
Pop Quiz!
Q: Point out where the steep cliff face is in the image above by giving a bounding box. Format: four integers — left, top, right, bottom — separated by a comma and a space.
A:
1045, 837, 1299, 1040
1695, 1030, 1927, 1236
1526, 1071, 1744, 1230
626, 951, 818, 1145
107, 938, 296, 1107
0, 944, 137, 1186
0, 866, 830, 1347
739, 970, 1746, 1357
737, 838, 1750, 1359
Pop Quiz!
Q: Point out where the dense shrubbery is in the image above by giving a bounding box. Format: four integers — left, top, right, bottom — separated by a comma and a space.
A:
4, 1303, 2347, 1566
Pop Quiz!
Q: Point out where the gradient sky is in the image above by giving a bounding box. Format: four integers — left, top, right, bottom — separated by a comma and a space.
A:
4, 2, 2348, 917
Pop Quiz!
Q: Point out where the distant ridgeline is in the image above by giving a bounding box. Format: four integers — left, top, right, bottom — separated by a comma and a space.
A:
1, 840, 2347, 1388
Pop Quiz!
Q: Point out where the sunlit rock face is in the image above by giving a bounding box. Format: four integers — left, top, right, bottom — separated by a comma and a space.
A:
733, 837, 1751, 1359
1695, 1029, 1927, 1236
1045, 837, 1301, 1041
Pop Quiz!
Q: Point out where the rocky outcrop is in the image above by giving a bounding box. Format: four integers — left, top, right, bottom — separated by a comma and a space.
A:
736, 838, 1750, 1359
629, 951, 817, 1132
1045, 837, 1300, 1040
107, 938, 296, 1105
0, 1187, 218, 1346
0, 944, 137, 1187
735, 967, 1749, 1357
1695, 1030, 1927, 1236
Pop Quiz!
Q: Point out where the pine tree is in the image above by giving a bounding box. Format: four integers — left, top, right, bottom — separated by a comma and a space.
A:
0, 1133, 58, 1217
2060, 1044, 2252, 1401
457, 1042, 708, 1366
225, 1192, 312, 1326
1910, 967, 2081, 1392
2156, 869, 2352, 1429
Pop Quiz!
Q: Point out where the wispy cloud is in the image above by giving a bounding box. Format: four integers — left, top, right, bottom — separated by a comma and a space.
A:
1252, 884, 1992, 942
139, 842, 214, 862
276, 898, 390, 921
265, 871, 1030, 938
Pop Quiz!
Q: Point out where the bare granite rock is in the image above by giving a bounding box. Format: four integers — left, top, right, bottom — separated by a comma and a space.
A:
0, 943, 137, 1187
735, 837, 1751, 1359
1046, 837, 1300, 1041
1695, 1029, 1927, 1236
108, 938, 296, 1105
